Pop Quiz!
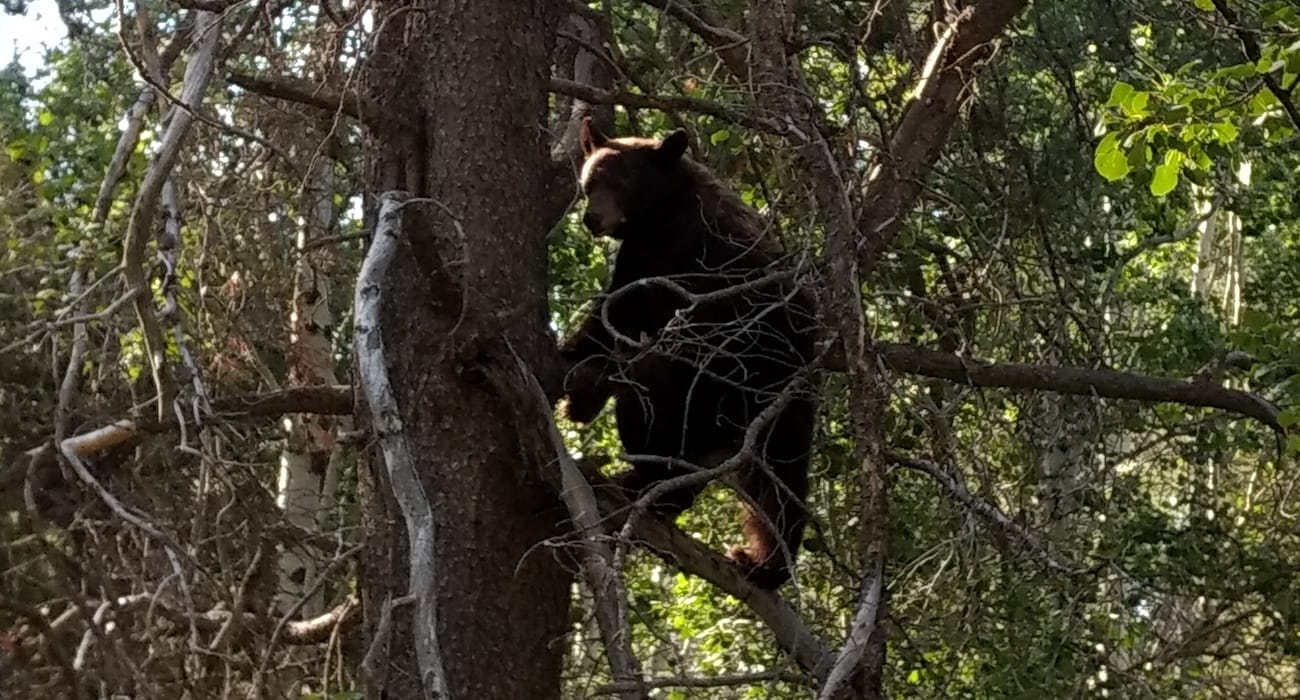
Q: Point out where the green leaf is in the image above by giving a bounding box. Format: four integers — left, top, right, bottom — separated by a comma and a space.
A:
908, 669, 922, 684
37, 110, 54, 126
709, 129, 730, 146
1213, 62, 1257, 81
1094, 132, 1131, 181
1192, 0, 1214, 10
1256, 57, 1285, 74
1122, 91, 1151, 117
1211, 121, 1239, 144
1106, 82, 1136, 109
1150, 150, 1184, 196
1249, 89, 1279, 116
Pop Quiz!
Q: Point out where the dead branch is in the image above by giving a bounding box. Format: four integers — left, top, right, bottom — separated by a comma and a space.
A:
547, 77, 785, 134
637, 0, 750, 80
510, 347, 646, 699
95, 27, 189, 222
226, 70, 379, 125
596, 670, 809, 695
6, 593, 360, 662
3, 385, 352, 502
120, 10, 223, 421
746, 0, 888, 692
9, 338, 1281, 505
352, 190, 452, 700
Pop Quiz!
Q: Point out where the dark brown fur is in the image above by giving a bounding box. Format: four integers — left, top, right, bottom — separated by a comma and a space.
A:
560, 118, 818, 589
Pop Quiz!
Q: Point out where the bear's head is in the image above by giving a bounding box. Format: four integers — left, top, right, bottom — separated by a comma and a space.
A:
577, 117, 689, 238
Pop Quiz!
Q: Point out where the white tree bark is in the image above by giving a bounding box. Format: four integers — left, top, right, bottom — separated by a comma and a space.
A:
276, 150, 345, 616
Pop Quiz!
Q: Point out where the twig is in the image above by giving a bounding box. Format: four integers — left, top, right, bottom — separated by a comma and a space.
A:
888, 453, 1088, 575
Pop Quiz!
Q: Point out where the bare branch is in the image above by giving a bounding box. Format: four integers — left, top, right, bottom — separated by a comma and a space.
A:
352, 191, 452, 700
547, 77, 785, 134
121, 10, 223, 420
587, 476, 833, 680
95, 27, 188, 222
637, 0, 750, 80
597, 670, 809, 694
4, 385, 352, 502
510, 346, 646, 699
226, 70, 378, 125
872, 343, 1283, 431
746, 1, 887, 692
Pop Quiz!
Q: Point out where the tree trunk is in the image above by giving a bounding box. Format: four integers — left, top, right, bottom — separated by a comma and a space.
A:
357, 2, 571, 698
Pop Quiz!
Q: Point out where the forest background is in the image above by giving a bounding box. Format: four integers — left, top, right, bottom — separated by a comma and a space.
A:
1, 0, 1299, 698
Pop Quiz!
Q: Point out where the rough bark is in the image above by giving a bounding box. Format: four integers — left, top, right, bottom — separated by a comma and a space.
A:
357, 2, 571, 699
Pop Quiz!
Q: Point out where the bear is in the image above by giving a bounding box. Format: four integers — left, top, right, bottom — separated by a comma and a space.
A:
558, 117, 819, 589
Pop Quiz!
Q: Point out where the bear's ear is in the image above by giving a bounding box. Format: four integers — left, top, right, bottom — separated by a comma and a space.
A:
579, 116, 608, 156
656, 128, 689, 163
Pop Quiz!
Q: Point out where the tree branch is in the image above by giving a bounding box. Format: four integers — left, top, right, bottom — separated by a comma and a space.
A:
226, 70, 380, 126
9, 339, 1281, 506
121, 10, 224, 421
855, 0, 1029, 277
1209, 0, 1300, 130
889, 453, 1086, 575
588, 473, 834, 680
547, 77, 785, 134
637, 0, 750, 80
352, 191, 452, 700
872, 343, 1283, 431
3, 384, 353, 506
510, 347, 646, 699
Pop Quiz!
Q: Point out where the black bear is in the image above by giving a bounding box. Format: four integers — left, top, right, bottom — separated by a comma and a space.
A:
559, 117, 818, 589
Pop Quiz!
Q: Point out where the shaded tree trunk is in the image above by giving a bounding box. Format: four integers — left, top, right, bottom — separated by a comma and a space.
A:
357, 1, 572, 698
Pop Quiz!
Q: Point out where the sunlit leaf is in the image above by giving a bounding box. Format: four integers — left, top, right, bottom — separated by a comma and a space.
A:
1094, 132, 1131, 181
1150, 149, 1184, 196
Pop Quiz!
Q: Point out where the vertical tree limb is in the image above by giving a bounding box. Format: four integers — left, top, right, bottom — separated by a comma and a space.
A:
510, 349, 646, 700
120, 10, 223, 420
747, 2, 890, 695
352, 191, 452, 700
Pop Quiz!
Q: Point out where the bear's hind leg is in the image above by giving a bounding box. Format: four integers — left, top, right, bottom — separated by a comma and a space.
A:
727, 465, 808, 589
